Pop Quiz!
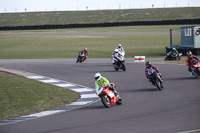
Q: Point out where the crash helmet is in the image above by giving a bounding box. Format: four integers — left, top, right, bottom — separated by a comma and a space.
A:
145, 61, 151, 69
114, 49, 118, 53
94, 73, 101, 81
187, 51, 192, 57
118, 44, 122, 49
84, 48, 87, 51
172, 48, 176, 51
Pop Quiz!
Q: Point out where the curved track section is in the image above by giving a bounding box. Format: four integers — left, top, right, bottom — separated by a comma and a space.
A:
0, 67, 98, 125
0, 59, 199, 133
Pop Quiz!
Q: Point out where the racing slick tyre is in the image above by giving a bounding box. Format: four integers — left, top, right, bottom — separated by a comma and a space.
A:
155, 78, 162, 91
122, 64, 126, 71
164, 57, 169, 61
116, 94, 122, 105
113, 64, 119, 71
101, 95, 111, 108
78, 56, 82, 63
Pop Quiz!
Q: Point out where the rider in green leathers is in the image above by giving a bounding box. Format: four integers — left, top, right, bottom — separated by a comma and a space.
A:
172, 48, 179, 59
94, 73, 116, 94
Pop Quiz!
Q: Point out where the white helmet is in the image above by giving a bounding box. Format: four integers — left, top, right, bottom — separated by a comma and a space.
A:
114, 49, 118, 53
118, 44, 122, 48
94, 73, 101, 81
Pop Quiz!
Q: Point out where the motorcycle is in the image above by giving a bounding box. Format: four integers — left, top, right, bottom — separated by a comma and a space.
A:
148, 68, 163, 91
190, 59, 200, 78
96, 83, 122, 108
76, 51, 85, 63
164, 51, 182, 61
112, 51, 126, 71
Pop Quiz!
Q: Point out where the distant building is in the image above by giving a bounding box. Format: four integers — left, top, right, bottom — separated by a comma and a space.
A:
166, 26, 200, 55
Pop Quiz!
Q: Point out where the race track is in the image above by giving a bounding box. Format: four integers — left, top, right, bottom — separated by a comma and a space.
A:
0, 59, 199, 133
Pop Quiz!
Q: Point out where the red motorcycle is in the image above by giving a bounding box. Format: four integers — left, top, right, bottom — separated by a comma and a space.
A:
97, 83, 122, 108
190, 59, 200, 78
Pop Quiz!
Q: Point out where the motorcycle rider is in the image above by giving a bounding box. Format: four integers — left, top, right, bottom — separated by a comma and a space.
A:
115, 44, 125, 55
112, 49, 119, 64
94, 73, 117, 95
145, 61, 162, 84
185, 51, 199, 74
76, 48, 88, 63
172, 48, 179, 59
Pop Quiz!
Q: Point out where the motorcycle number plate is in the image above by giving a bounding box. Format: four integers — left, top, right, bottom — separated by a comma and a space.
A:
108, 91, 115, 98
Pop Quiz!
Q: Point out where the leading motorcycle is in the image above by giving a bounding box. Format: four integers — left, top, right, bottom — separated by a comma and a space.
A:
148, 68, 163, 91
164, 51, 182, 61
190, 59, 200, 78
96, 83, 122, 108
112, 51, 126, 71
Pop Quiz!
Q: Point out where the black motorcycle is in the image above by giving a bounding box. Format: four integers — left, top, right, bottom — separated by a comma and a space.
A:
148, 68, 163, 91
76, 51, 85, 63
164, 51, 182, 61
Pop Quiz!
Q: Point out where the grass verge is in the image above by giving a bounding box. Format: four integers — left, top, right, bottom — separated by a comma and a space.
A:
1, 25, 198, 59
0, 25, 184, 59
151, 60, 185, 64
0, 72, 79, 121
0, 7, 200, 27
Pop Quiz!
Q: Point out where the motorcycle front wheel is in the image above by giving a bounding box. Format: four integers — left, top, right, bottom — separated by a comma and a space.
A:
101, 95, 111, 108
122, 63, 126, 71
164, 57, 169, 61
113, 64, 118, 71
78, 56, 82, 63
116, 94, 122, 105
155, 78, 163, 91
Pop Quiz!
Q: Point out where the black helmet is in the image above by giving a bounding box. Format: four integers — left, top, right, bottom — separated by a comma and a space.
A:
145, 61, 151, 69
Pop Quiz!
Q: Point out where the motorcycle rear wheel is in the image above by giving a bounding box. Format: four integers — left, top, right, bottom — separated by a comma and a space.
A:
101, 95, 111, 108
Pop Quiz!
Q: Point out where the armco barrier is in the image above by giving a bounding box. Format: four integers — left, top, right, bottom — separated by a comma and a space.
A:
0, 18, 200, 30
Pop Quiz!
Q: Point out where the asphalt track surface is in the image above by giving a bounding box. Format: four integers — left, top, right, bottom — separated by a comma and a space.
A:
0, 59, 199, 133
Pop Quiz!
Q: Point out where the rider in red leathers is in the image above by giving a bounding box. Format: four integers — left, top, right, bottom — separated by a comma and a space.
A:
185, 51, 199, 73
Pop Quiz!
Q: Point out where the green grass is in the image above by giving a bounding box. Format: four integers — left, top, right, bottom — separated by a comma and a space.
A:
0, 7, 200, 27
0, 32, 168, 59
151, 60, 186, 64
0, 25, 186, 59
0, 72, 79, 121
1, 25, 198, 59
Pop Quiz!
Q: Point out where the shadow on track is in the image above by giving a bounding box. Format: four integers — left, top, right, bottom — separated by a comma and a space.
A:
120, 88, 158, 93
131, 88, 158, 92
80, 103, 122, 110
80, 105, 109, 110
98, 70, 120, 72
165, 77, 197, 81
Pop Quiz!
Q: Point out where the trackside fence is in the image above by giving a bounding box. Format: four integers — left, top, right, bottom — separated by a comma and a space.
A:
0, 18, 200, 30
